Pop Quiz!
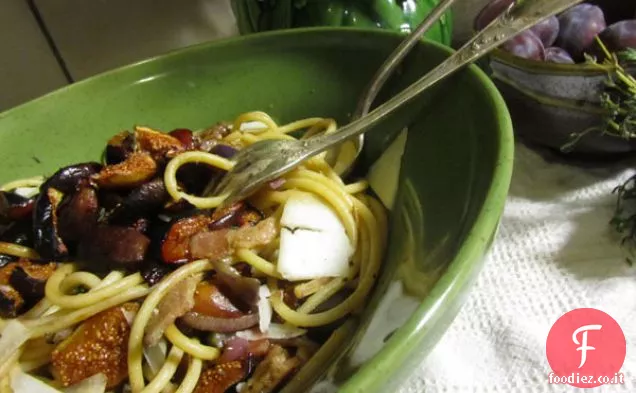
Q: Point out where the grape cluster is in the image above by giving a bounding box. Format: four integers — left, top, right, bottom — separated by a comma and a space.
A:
476, 1, 636, 64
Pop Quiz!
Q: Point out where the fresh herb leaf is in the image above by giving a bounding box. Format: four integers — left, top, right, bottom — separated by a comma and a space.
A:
609, 170, 636, 266
617, 48, 636, 63
561, 38, 636, 152
610, 173, 636, 262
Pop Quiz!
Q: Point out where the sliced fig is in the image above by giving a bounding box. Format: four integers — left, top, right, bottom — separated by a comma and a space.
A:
192, 360, 247, 393
161, 215, 212, 263
93, 152, 157, 189
9, 261, 57, 298
0, 260, 56, 317
0, 286, 24, 318
105, 131, 134, 165
51, 302, 139, 388
135, 126, 184, 160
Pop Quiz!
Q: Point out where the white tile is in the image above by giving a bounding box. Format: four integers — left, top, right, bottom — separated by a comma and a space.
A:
35, 0, 239, 80
0, 0, 68, 111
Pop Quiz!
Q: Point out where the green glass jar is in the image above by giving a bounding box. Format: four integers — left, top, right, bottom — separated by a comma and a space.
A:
232, 0, 454, 47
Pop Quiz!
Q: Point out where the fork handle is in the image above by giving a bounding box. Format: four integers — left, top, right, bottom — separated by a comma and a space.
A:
306, 0, 584, 155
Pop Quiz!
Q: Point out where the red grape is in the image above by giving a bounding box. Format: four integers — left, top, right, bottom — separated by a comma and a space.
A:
474, 0, 515, 30
555, 4, 606, 61
530, 16, 560, 47
598, 20, 636, 52
545, 47, 575, 64
501, 30, 545, 61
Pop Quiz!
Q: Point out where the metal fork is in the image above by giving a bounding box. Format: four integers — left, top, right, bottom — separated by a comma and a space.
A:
323, 0, 458, 176
213, 0, 584, 207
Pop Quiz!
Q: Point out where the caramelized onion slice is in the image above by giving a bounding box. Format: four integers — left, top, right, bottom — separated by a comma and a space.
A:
180, 311, 259, 333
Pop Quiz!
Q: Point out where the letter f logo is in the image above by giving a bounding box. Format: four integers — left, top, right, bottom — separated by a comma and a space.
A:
572, 324, 602, 368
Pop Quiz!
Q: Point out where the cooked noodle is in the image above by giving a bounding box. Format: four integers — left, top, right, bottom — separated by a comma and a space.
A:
0, 111, 387, 393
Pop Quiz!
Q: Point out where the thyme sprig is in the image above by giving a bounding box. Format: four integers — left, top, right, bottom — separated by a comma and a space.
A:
561, 39, 636, 152
611, 173, 636, 266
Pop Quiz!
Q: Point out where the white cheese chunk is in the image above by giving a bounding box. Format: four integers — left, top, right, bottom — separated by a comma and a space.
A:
11, 367, 64, 393
13, 187, 39, 198
367, 128, 408, 210
257, 285, 272, 333
277, 194, 353, 281
239, 120, 268, 132
64, 373, 108, 393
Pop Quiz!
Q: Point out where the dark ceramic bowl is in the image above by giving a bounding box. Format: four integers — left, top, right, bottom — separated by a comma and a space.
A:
488, 51, 636, 156
474, 2, 636, 158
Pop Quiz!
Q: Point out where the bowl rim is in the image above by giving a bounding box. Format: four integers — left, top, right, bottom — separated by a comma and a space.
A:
489, 48, 616, 76
329, 29, 514, 392
0, 26, 515, 391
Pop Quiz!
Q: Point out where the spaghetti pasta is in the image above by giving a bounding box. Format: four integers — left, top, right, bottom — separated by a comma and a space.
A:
0, 176, 44, 192
173, 356, 202, 393
164, 325, 220, 361
0, 242, 39, 260
0, 111, 388, 393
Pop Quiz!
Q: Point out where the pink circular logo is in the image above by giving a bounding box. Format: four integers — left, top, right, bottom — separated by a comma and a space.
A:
546, 308, 626, 388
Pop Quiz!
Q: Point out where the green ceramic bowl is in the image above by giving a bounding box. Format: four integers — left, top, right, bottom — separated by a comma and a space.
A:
0, 28, 513, 392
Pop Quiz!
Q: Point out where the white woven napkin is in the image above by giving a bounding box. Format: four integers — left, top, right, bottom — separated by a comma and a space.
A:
398, 142, 636, 393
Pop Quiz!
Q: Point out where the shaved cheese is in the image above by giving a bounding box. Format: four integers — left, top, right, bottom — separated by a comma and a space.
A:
0, 320, 30, 367
13, 187, 39, 198
277, 194, 353, 281
257, 285, 272, 333
46, 328, 73, 345
121, 307, 137, 326
10, 367, 63, 393
236, 323, 306, 341
239, 121, 268, 132
367, 128, 408, 210
143, 339, 168, 376
64, 373, 107, 393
